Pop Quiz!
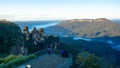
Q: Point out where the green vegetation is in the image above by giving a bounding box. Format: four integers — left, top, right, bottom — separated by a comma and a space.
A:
75, 52, 103, 68
0, 21, 24, 57
62, 37, 120, 68
62, 43, 111, 68
0, 54, 36, 68
0, 20, 120, 68
27, 42, 45, 54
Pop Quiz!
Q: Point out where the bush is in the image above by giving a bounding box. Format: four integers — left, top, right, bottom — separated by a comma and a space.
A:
0, 54, 36, 68
75, 51, 103, 68
0, 58, 4, 64
27, 54, 36, 60
4, 55, 17, 63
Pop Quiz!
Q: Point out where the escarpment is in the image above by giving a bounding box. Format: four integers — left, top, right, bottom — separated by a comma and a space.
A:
0, 20, 61, 57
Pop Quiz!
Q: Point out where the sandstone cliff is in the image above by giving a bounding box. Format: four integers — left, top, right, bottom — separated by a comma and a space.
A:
46, 18, 120, 38
23, 26, 61, 54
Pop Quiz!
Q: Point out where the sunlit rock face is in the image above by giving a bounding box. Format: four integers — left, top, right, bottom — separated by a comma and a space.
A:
30, 27, 40, 45
62, 18, 111, 23
39, 28, 45, 41
23, 26, 30, 41
52, 18, 120, 38
23, 26, 61, 54
23, 26, 44, 46
23, 26, 60, 46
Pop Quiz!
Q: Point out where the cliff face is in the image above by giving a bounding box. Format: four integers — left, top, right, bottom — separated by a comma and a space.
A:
63, 18, 120, 38
0, 20, 24, 57
62, 18, 112, 23
47, 18, 120, 38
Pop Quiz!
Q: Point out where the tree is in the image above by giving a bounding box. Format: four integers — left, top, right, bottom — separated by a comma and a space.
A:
75, 51, 103, 68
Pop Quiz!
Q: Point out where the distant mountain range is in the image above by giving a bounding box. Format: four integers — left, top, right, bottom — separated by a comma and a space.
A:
46, 18, 120, 38
112, 19, 120, 24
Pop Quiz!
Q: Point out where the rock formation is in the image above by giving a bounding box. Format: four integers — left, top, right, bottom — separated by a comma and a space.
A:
23, 26, 61, 54
0, 20, 62, 57
23, 26, 30, 41
23, 27, 45, 46
39, 28, 45, 41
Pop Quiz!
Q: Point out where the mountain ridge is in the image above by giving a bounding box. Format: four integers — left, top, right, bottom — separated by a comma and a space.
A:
46, 18, 120, 38
62, 18, 112, 23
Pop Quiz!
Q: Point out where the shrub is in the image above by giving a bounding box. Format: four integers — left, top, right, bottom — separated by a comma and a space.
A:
4, 55, 17, 63
75, 51, 103, 68
0, 54, 36, 68
27, 54, 36, 60
0, 58, 4, 64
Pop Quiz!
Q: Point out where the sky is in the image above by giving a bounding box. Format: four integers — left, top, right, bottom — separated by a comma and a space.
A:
0, 0, 120, 21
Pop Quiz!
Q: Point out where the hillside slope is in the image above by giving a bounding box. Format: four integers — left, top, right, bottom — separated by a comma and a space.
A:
0, 20, 24, 57
46, 18, 120, 38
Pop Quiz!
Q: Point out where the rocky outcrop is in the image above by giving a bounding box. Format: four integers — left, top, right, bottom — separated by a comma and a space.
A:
0, 20, 62, 57
23, 27, 45, 46
23, 26, 61, 54
23, 26, 30, 41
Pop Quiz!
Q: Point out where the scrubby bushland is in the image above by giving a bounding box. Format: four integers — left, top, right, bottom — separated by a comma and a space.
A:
0, 54, 36, 68
62, 43, 116, 68
75, 52, 103, 68
61, 37, 120, 68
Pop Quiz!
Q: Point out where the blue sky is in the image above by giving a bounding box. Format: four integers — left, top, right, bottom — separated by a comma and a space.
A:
0, 0, 120, 21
